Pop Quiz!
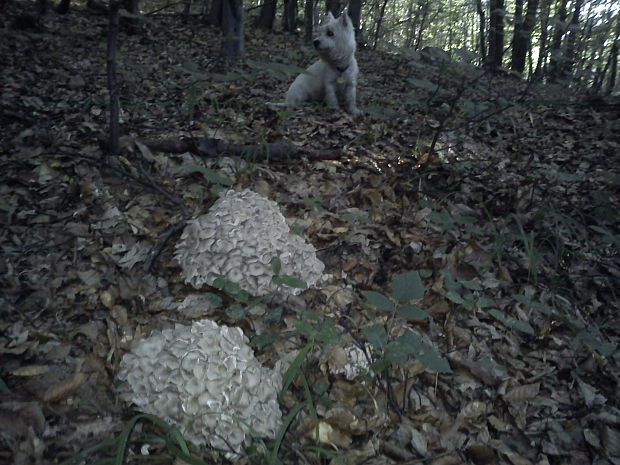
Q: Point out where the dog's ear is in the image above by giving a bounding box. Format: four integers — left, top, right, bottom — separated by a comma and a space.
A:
326, 11, 335, 21
341, 12, 351, 27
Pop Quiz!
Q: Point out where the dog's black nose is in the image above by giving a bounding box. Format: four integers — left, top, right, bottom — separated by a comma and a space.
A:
313, 39, 320, 48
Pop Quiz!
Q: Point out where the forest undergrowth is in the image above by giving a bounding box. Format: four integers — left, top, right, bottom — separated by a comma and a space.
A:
1, 2, 620, 465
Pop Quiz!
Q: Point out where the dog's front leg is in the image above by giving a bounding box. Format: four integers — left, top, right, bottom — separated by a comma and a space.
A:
343, 83, 360, 115
324, 82, 339, 108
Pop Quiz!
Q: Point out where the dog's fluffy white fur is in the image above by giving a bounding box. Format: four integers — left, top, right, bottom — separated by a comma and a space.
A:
284, 12, 360, 115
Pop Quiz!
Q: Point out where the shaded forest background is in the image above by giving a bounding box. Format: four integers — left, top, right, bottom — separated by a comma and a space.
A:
23, 0, 620, 94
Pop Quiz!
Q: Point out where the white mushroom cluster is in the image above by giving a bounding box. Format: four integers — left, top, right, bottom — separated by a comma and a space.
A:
175, 189, 324, 296
117, 319, 283, 456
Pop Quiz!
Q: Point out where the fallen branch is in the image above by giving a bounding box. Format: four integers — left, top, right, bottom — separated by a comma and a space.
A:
138, 137, 343, 161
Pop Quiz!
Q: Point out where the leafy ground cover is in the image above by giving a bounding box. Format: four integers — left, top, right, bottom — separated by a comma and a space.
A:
1, 3, 619, 465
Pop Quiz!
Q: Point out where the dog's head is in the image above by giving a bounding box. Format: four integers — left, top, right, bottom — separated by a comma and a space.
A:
313, 12, 356, 66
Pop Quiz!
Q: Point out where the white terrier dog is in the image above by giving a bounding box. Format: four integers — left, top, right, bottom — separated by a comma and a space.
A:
283, 12, 360, 115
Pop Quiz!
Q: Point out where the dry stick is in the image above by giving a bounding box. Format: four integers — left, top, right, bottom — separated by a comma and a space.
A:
105, 0, 189, 270
428, 69, 489, 155
139, 137, 344, 161
134, 164, 191, 272
74, 152, 190, 272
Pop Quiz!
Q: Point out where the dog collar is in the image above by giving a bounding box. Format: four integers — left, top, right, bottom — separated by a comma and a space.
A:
336, 63, 350, 73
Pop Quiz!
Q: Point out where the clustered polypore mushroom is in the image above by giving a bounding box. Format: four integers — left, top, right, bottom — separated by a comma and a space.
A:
117, 319, 283, 456
174, 189, 324, 296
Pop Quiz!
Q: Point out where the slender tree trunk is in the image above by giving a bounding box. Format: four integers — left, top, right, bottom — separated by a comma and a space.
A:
206, 0, 223, 26
57, 0, 71, 14
511, 0, 539, 74
304, 0, 314, 43
254, 0, 277, 29
487, 0, 505, 68
37, 0, 47, 15
533, 0, 551, 76
561, 0, 584, 78
372, 0, 389, 49
413, 0, 430, 50
548, 0, 568, 80
512, 0, 524, 57
607, 42, 618, 94
325, 0, 340, 16
123, 0, 140, 33
282, 0, 297, 31
601, 19, 620, 93
404, 0, 416, 48
348, 0, 362, 36
221, 0, 244, 60
475, 0, 486, 60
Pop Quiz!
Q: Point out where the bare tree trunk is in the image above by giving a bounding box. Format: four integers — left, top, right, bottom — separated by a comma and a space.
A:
598, 19, 620, 93
107, 0, 121, 158
475, 0, 486, 60
57, 0, 71, 14
206, 0, 222, 26
282, 0, 297, 32
548, 0, 568, 80
560, 0, 584, 78
221, 0, 244, 61
304, 0, 314, 43
487, 0, 504, 68
512, 0, 524, 57
404, 0, 416, 48
37, 0, 47, 15
183, 0, 192, 15
607, 42, 618, 94
511, 0, 539, 74
348, 0, 362, 36
372, 0, 389, 49
325, 0, 340, 16
413, 0, 431, 50
123, 0, 140, 33
254, 0, 277, 29
533, 0, 551, 76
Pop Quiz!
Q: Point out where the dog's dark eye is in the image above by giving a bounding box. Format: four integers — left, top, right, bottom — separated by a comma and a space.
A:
327, 30, 334, 36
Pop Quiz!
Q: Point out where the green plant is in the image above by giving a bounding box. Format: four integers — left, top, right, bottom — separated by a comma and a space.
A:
441, 269, 483, 311
59, 414, 211, 465
513, 214, 541, 283
360, 270, 451, 374
270, 257, 308, 291
184, 163, 235, 197
248, 343, 343, 465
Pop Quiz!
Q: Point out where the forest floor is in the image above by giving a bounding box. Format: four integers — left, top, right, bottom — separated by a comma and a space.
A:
1, 2, 620, 465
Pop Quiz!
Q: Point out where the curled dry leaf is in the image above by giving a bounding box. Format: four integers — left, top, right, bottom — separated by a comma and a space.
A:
43, 372, 88, 401
324, 407, 365, 434
601, 425, 620, 458
10, 365, 49, 377
447, 352, 500, 386
503, 382, 540, 403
